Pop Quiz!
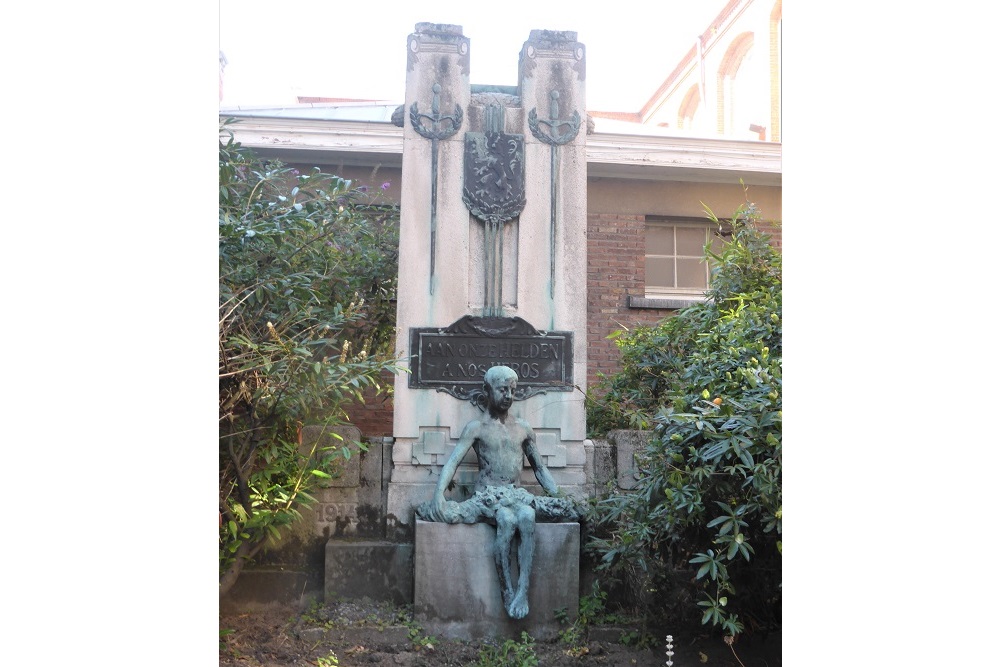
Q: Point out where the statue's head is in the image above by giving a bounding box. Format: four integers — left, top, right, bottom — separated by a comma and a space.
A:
483, 365, 517, 411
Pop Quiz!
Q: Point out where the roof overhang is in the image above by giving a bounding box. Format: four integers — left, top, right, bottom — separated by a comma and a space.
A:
220, 115, 404, 170
219, 114, 780, 186
586, 131, 780, 186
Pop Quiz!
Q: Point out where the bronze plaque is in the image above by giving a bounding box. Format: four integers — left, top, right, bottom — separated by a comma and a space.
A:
408, 316, 573, 401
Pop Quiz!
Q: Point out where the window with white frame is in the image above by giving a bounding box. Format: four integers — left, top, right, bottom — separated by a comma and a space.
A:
644, 217, 726, 300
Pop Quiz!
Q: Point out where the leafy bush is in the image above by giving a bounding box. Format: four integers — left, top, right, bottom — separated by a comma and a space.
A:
556, 584, 651, 650
585, 197, 781, 637
474, 632, 539, 667
218, 120, 401, 595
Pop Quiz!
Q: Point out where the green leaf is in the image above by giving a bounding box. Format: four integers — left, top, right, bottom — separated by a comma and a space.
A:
701, 441, 729, 460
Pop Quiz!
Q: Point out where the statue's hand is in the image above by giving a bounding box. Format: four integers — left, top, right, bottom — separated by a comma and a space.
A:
416, 493, 444, 522
428, 494, 449, 522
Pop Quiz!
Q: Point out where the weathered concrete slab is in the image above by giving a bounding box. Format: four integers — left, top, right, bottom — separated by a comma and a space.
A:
609, 429, 653, 490
311, 438, 393, 539
220, 568, 321, 613
414, 520, 579, 639
324, 541, 414, 606
300, 425, 363, 487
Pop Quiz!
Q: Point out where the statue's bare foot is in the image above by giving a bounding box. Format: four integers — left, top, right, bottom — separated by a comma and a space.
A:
507, 590, 529, 619
501, 586, 514, 611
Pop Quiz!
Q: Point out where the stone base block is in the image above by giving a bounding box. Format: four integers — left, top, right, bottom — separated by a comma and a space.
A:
220, 568, 321, 614
324, 540, 414, 605
385, 483, 434, 540
414, 520, 579, 640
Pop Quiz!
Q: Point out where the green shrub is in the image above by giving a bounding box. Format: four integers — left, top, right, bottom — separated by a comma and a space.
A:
218, 120, 401, 595
585, 196, 781, 637
474, 632, 539, 667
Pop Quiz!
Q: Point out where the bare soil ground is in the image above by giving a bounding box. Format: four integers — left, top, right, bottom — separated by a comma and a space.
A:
219, 599, 781, 667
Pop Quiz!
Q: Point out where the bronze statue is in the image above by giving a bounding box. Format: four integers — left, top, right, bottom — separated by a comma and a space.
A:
416, 365, 580, 619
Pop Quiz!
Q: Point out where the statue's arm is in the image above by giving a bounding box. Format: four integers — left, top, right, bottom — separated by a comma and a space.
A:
432, 421, 478, 504
522, 423, 559, 496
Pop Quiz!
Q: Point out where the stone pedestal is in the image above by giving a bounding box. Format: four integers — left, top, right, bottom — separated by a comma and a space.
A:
413, 520, 579, 639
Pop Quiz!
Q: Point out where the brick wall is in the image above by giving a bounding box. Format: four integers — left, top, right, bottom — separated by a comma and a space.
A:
761, 222, 782, 251
586, 212, 674, 391
343, 370, 396, 438
585, 212, 782, 394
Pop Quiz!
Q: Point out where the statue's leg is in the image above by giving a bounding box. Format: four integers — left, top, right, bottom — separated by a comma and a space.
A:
507, 504, 536, 619
493, 507, 517, 610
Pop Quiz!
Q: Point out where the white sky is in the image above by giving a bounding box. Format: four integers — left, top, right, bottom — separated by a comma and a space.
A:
220, 0, 727, 110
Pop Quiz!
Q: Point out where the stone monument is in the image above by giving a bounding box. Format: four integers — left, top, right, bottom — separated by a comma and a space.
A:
388, 23, 589, 638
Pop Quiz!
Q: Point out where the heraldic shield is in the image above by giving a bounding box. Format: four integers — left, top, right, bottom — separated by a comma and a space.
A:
462, 130, 526, 225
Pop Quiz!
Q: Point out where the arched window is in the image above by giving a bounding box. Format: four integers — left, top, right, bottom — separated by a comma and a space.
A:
678, 85, 701, 132
716, 32, 761, 138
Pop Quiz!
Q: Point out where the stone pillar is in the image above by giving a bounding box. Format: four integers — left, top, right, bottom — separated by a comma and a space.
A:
389, 23, 474, 537
388, 25, 589, 539
514, 28, 589, 472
